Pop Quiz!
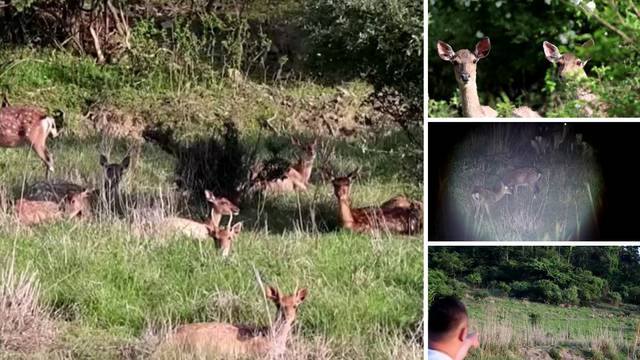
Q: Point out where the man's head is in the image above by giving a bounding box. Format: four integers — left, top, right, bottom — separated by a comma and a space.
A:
429, 296, 469, 346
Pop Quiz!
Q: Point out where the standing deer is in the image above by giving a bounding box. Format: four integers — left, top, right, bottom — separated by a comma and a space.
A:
167, 286, 308, 357
437, 38, 540, 118
100, 154, 130, 213
330, 169, 422, 234
0, 106, 64, 179
471, 182, 511, 218
502, 168, 542, 195
251, 138, 318, 194
543, 40, 607, 116
15, 189, 93, 226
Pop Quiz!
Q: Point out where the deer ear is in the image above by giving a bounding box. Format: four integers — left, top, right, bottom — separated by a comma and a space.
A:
204, 190, 215, 202
296, 288, 308, 304
579, 58, 590, 68
581, 39, 594, 48
347, 167, 360, 180
543, 41, 562, 63
436, 41, 456, 61
99, 154, 108, 166
265, 286, 280, 301
121, 155, 131, 169
231, 222, 243, 234
474, 37, 491, 59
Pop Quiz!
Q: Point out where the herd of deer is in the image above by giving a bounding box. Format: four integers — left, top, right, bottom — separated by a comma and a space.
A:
437, 37, 605, 117
0, 99, 423, 357
471, 123, 594, 219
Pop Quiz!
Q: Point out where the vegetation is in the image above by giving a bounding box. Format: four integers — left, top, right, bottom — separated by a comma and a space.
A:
428, 0, 640, 117
0, 1, 423, 358
428, 247, 640, 359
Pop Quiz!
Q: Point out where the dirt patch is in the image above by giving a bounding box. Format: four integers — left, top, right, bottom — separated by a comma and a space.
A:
88, 104, 146, 141
522, 347, 587, 360
523, 347, 554, 360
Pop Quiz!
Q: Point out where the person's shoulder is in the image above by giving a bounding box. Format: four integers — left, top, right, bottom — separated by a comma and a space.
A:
427, 349, 453, 360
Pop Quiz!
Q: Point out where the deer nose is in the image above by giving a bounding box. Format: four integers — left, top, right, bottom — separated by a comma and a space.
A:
460, 73, 470, 83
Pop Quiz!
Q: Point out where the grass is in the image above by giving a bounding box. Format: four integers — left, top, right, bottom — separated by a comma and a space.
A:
0, 46, 422, 358
463, 295, 639, 360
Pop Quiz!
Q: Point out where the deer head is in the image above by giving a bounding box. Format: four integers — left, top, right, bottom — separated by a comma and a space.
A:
63, 188, 94, 219
331, 168, 360, 201
100, 154, 130, 192
206, 222, 242, 257
543, 40, 593, 80
437, 38, 491, 87
291, 137, 318, 163
265, 286, 308, 324
204, 190, 240, 216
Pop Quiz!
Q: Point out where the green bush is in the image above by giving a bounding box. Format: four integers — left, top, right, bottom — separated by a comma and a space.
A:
303, 0, 422, 99
563, 286, 580, 306
464, 272, 482, 286
531, 280, 563, 304
510, 281, 531, 298
428, 270, 465, 304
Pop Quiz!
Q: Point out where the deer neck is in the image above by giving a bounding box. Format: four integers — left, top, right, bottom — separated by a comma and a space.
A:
292, 159, 313, 183
208, 210, 222, 227
459, 82, 485, 117
337, 197, 355, 229
268, 315, 293, 354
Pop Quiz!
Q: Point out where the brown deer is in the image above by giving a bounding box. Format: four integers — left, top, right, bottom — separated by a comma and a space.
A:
15, 189, 93, 226
167, 286, 308, 357
437, 38, 540, 118
330, 169, 422, 235
206, 221, 243, 257
543, 40, 607, 116
0, 106, 64, 178
251, 138, 318, 194
471, 183, 511, 218
152, 191, 240, 241
205, 189, 240, 228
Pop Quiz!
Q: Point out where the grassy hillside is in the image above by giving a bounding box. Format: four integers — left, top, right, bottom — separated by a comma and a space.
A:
463, 295, 640, 360
0, 45, 423, 359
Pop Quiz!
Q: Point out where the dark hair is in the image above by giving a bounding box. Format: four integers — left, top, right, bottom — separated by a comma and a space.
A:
428, 296, 468, 342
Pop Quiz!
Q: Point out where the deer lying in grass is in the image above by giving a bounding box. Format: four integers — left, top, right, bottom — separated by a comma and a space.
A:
167, 286, 308, 357
0, 106, 64, 179
543, 40, 608, 116
437, 37, 540, 118
15, 189, 93, 226
250, 138, 318, 194
206, 221, 243, 257
155, 190, 240, 240
471, 183, 511, 219
330, 169, 422, 235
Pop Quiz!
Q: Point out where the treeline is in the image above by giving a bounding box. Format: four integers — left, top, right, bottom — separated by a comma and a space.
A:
429, 247, 640, 306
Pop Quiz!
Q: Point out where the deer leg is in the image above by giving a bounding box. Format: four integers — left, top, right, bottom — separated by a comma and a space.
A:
32, 144, 54, 179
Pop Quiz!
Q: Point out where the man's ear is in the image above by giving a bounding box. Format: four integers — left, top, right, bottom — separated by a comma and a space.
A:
458, 325, 468, 342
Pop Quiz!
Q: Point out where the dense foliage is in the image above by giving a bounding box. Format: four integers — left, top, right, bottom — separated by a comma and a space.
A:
429, 247, 640, 306
428, 0, 640, 117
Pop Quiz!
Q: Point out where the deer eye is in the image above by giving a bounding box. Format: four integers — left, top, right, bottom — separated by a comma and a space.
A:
472, 59, 478, 64
576, 60, 582, 66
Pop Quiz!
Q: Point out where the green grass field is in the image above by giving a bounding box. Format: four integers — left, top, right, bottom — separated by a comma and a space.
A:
0, 49, 423, 359
463, 295, 640, 360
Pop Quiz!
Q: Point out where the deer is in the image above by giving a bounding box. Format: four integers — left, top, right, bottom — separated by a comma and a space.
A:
0, 106, 64, 179
471, 182, 511, 218
437, 37, 540, 118
99, 153, 130, 211
330, 169, 422, 235
15, 189, 93, 226
150, 190, 240, 241
166, 286, 308, 357
543, 40, 608, 116
502, 168, 542, 195
206, 221, 243, 257
250, 138, 318, 194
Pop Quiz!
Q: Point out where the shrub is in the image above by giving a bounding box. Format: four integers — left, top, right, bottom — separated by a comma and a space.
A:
510, 281, 531, 298
531, 280, 563, 304
428, 270, 465, 304
563, 286, 580, 306
464, 272, 482, 287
